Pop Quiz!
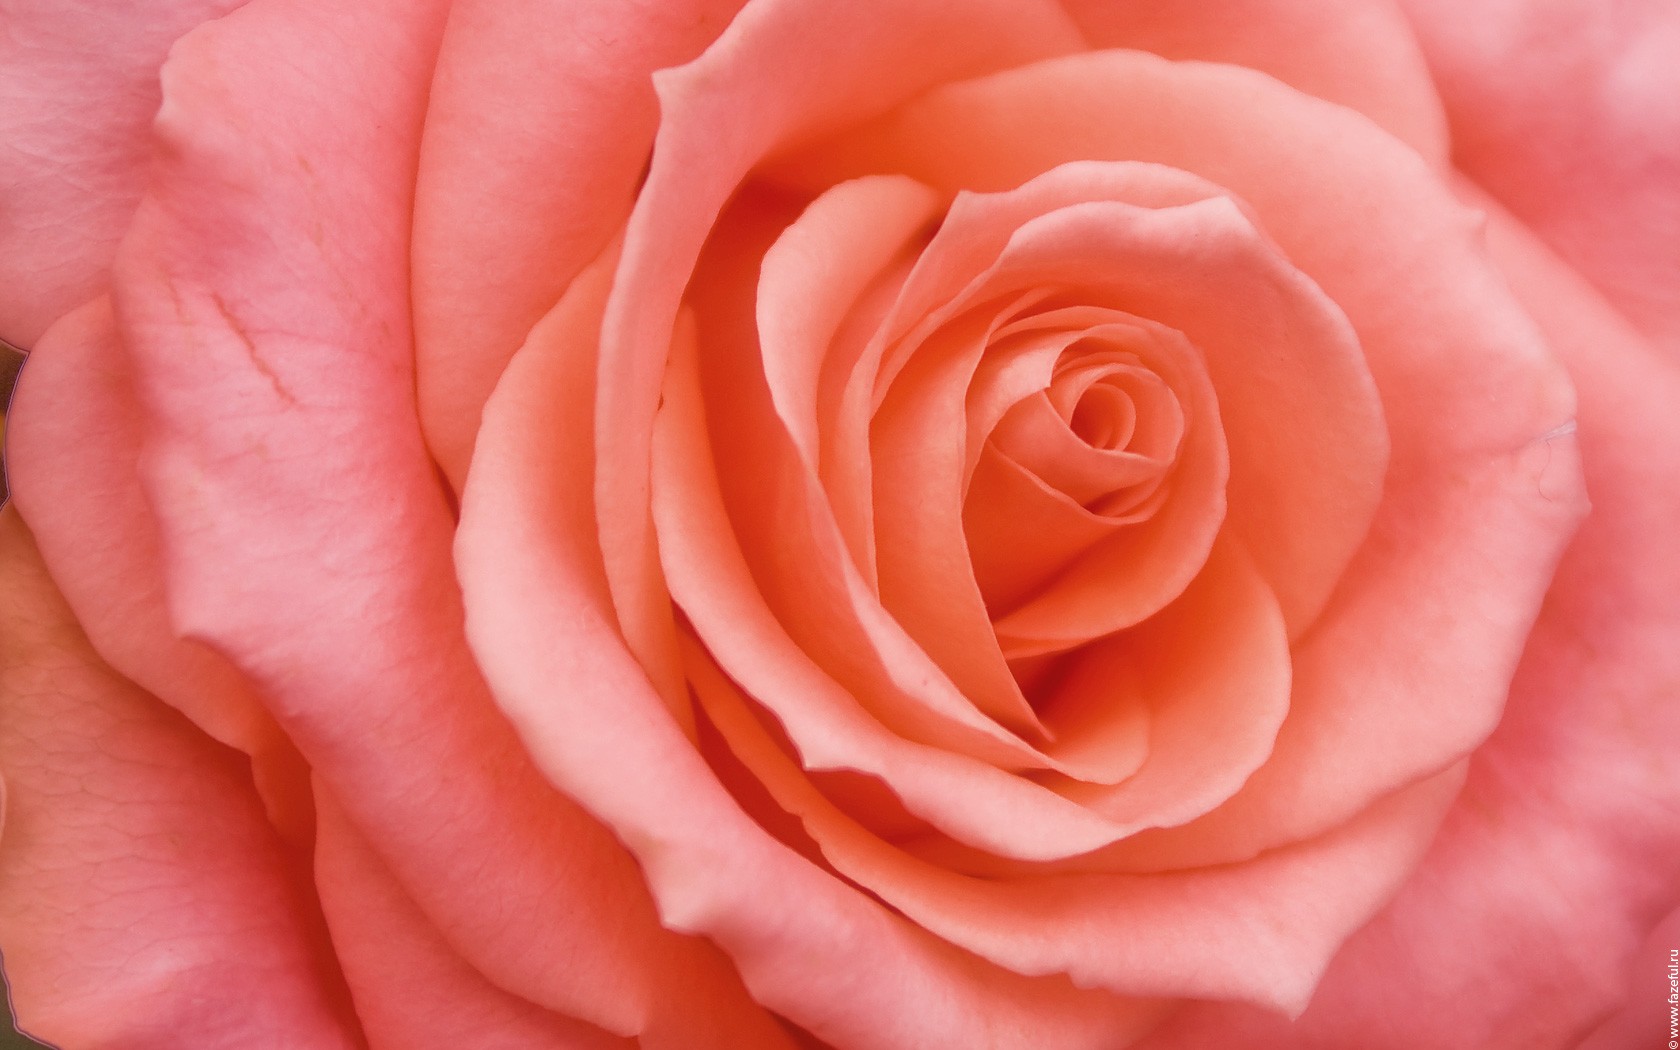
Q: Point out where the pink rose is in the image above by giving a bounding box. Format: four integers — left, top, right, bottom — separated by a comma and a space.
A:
2, 1, 1676, 1047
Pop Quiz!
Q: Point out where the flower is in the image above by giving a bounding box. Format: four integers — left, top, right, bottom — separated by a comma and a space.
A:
1, 1, 1676, 1047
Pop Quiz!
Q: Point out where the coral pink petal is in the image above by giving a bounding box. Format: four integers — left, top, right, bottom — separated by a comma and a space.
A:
965, 442, 1155, 615
5, 299, 309, 840
988, 386, 1166, 503
0, 0, 244, 346
1058, 0, 1449, 163
1043, 538, 1290, 830
961, 315, 1193, 616
689, 639, 1462, 1014
1396, 0, 1680, 354
590, 0, 1085, 686
412, 0, 748, 486
751, 176, 1044, 737
807, 51, 1584, 863
869, 302, 1052, 736
1136, 195, 1680, 1050
109, 1, 769, 1039
0, 512, 356, 1049
312, 787, 635, 1050
754, 175, 944, 576
460, 248, 1164, 1050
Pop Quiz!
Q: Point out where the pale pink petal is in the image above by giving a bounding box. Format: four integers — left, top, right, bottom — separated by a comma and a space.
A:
312, 787, 635, 1050
1396, 0, 1680, 354
412, 0, 749, 485
0, 0, 245, 346
6, 298, 309, 843
110, 1, 773, 1040
0, 511, 356, 1049
1058, 0, 1449, 162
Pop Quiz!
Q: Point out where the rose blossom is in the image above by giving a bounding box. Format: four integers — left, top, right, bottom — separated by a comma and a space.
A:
0, 0, 1676, 1047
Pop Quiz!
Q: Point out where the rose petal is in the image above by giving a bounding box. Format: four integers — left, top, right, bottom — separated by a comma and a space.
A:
411, 0, 749, 486
7, 298, 310, 843
872, 306, 1215, 778
312, 787, 635, 1050
0, 511, 356, 1049
753, 174, 944, 578
902, 537, 1283, 872
965, 441, 1166, 616
0, 0, 244, 346
801, 49, 1585, 866
988, 378, 1172, 505
869, 302, 1071, 725
460, 243, 1164, 1050
1057, 0, 1449, 164
110, 1, 771, 1038
1396, 0, 1680, 354
1034, 538, 1291, 831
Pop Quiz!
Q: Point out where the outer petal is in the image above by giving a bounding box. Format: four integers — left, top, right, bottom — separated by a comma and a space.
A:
0, 511, 356, 1049
1396, 0, 1680, 354
0, 0, 246, 346
412, 0, 748, 485
1058, 0, 1449, 163
111, 1, 777, 1042
6, 300, 309, 842
312, 786, 633, 1050
1136, 194, 1680, 1050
